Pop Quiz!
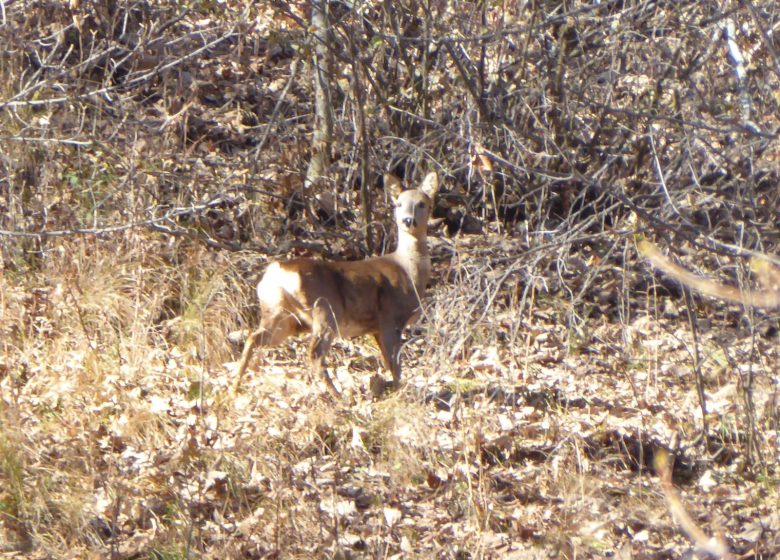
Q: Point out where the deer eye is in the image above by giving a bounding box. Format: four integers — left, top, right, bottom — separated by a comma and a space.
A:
417, 201, 426, 209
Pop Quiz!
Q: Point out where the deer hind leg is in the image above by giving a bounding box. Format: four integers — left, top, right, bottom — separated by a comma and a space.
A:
309, 298, 340, 396
232, 312, 298, 395
372, 325, 402, 396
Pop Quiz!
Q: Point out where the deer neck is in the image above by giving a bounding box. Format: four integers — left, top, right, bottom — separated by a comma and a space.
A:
392, 230, 430, 293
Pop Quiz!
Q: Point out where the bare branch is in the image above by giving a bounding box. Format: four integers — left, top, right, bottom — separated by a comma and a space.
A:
638, 239, 780, 309
655, 451, 734, 560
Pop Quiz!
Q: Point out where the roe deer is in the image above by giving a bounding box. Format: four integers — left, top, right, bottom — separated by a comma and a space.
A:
233, 172, 439, 396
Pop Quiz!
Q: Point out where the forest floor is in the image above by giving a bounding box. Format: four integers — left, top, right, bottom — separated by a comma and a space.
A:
1, 231, 778, 559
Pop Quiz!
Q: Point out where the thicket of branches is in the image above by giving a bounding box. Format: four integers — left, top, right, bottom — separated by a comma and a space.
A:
3, 0, 778, 264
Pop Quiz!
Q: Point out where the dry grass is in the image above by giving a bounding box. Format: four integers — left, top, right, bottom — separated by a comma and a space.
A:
3, 232, 778, 559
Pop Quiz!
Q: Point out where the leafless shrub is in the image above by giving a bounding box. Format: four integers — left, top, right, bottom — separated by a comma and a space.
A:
2, 1, 779, 557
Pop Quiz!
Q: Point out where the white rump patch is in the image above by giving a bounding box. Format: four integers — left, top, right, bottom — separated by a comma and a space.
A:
257, 262, 301, 306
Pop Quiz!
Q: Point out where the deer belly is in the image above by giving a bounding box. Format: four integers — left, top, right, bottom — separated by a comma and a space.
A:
337, 318, 373, 339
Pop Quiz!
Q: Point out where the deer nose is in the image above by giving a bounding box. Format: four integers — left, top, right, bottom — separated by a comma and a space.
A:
403, 217, 415, 228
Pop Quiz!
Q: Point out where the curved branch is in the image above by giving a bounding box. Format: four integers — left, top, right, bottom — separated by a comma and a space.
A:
638, 238, 780, 309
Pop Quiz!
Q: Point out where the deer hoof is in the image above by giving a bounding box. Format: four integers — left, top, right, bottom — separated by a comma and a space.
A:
369, 374, 389, 398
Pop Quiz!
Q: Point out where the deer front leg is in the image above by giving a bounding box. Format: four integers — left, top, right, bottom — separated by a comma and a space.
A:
371, 325, 402, 396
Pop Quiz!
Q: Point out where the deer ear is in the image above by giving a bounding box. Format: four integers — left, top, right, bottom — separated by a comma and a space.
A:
384, 173, 403, 199
419, 172, 439, 199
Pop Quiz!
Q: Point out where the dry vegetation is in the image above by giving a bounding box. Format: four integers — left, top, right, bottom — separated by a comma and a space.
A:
1, 1, 779, 558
